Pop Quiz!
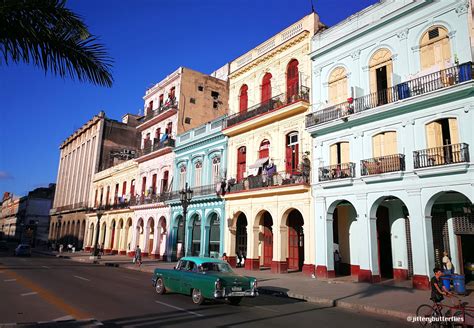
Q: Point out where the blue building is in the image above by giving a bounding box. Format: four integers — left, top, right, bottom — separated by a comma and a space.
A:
166, 116, 228, 260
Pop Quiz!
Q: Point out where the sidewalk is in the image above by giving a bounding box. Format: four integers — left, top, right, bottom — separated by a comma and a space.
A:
34, 248, 473, 320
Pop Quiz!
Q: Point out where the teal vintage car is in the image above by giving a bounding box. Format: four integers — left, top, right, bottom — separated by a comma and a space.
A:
152, 256, 258, 305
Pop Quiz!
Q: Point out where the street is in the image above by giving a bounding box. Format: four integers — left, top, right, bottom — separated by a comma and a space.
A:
0, 252, 412, 327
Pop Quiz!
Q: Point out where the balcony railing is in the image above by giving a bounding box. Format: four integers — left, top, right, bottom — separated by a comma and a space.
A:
164, 184, 217, 202
138, 138, 175, 157
361, 154, 405, 176
224, 86, 310, 129
54, 202, 87, 213
129, 193, 170, 206
413, 143, 470, 169
319, 162, 356, 181
228, 170, 309, 193
306, 62, 473, 128
142, 98, 178, 123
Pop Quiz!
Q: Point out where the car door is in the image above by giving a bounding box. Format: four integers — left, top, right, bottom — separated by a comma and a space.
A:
180, 260, 198, 294
167, 260, 185, 292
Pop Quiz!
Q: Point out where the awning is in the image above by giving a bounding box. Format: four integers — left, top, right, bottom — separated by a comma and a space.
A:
249, 157, 269, 169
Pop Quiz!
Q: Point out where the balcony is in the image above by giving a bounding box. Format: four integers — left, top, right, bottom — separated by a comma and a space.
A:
414, 143, 470, 169
227, 170, 309, 194
224, 86, 310, 132
361, 154, 405, 176
129, 193, 169, 206
142, 98, 178, 123
53, 202, 87, 213
165, 184, 217, 202
306, 62, 474, 128
319, 162, 356, 181
138, 138, 175, 157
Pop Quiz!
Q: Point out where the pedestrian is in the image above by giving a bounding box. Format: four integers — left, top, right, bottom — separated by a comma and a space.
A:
98, 244, 102, 259
222, 252, 228, 263
134, 245, 142, 266
431, 267, 453, 304
442, 251, 454, 274
237, 250, 243, 268
334, 250, 342, 275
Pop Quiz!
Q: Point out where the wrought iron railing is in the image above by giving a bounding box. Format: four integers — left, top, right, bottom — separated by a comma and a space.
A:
129, 193, 170, 206
361, 154, 405, 176
164, 184, 217, 202
413, 143, 470, 169
319, 162, 356, 181
224, 86, 310, 129
306, 62, 473, 128
142, 98, 178, 123
138, 138, 175, 157
227, 170, 309, 193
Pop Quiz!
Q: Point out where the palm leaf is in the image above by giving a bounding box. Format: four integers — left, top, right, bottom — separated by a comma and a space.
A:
0, 0, 113, 87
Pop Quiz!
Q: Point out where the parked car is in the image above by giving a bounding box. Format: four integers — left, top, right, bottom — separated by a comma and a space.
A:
152, 256, 258, 305
0, 241, 8, 251
14, 244, 31, 256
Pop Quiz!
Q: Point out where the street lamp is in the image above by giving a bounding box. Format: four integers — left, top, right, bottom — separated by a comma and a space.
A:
93, 207, 105, 257
179, 182, 193, 256
56, 215, 62, 247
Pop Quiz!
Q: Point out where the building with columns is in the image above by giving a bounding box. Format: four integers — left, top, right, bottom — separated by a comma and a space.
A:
306, 0, 473, 288
128, 66, 229, 258
166, 116, 227, 260
222, 12, 324, 274
49, 111, 140, 250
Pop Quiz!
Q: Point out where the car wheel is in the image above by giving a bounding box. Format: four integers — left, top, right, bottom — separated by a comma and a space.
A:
155, 278, 166, 295
191, 288, 205, 305
228, 297, 242, 305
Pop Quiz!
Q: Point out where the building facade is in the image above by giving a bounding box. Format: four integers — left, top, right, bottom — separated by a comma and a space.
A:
166, 116, 227, 260
222, 13, 323, 274
0, 193, 23, 240
306, 0, 474, 288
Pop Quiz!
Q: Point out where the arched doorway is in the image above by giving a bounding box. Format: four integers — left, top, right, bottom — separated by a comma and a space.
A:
235, 213, 248, 261
259, 211, 273, 268
116, 219, 123, 253
110, 220, 116, 252
136, 219, 144, 250
208, 213, 220, 257
88, 222, 95, 248
331, 200, 358, 277
100, 222, 107, 247
287, 209, 304, 271
146, 217, 155, 256
157, 217, 167, 259
125, 218, 133, 254
191, 215, 201, 256
175, 216, 185, 259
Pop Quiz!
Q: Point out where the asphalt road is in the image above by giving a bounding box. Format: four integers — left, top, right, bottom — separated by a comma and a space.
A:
0, 251, 413, 327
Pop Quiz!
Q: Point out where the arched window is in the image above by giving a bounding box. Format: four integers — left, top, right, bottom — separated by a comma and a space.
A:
328, 67, 348, 105
179, 165, 187, 190
237, 146, 246, 182
151, 174, 157, 195
161, 171, 169, 193
285, 132, 299, 174
287, 59, 299, 101
330, 142, 350, 165
194, 161, 202, 187
261, 73, 272, 104
130, 179, 135, 196
372, 132, 398, 157
239, 85, 248, 113
259, 139, 270, 159
369, 48, 393, 105
212, 157, 221, 185
420, 26, 451, 71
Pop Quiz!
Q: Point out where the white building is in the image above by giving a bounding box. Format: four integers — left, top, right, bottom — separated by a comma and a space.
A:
306, 0, 474, 288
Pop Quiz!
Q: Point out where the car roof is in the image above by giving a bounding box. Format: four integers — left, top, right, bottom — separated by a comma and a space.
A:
179, 257, 226, 265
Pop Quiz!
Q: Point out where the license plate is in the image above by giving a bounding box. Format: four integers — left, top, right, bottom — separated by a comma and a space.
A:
231, 286, 242, 292
231, 292, 246, 296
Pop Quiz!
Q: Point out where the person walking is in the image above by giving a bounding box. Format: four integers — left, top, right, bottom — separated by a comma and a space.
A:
134, 245, 142, 266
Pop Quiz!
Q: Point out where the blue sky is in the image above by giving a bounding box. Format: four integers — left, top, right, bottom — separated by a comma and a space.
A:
0, 0, 378, 196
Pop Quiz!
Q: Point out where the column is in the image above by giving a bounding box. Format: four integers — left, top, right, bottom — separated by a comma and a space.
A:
245, 226, 260, 270
271, 225, 288, 274
315, 197, 334, 278
202, 225, 210, 257
447, 211, 460, 274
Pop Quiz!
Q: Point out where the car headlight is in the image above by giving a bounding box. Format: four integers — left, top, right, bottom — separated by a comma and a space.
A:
215, 278, 223, 291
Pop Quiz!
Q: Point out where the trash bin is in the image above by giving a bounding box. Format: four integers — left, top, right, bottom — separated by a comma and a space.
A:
458, 63, 472, 82
441, 275, 452, 291
452, 274, 466, 295
397, 82, 410, 100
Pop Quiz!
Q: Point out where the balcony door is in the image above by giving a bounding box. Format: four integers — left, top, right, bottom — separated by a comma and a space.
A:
161, 171, 169, 194
287, 59, 299, 101
425, 118, 459, 164
369, 49, 393, 106
285, 132, 299, 174
239, 85, 248, 113
259, 140, 270, 159
237, 146, 246, 182
328, 67, 348, 105
261, 73, 272, 104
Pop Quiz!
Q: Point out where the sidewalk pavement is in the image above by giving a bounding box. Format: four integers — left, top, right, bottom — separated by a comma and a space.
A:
33, 248, 473, 320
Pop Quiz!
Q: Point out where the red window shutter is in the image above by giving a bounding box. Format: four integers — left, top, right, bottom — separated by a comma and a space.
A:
285, 146, 293, 173
152, 174, 157, 195
130, 180, 135, 196
287, 59, 299, 100
166, 122, 173, 135
239, 85, 248, 113
293, 143, 299, 173
155, 128, 161, 140
141, 177, 146, 194
261, 73, 272, 104
259, 140, 270, 159
106, 186, 110, 205
161, 171, 169, 193
159, 94, 164, 106
170, 87, 175, 99
122, 181, 127, 196
237, 147, 246, 182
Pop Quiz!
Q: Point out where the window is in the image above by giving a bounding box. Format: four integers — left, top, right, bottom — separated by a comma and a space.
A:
328, 67, 348, 105
213, 101, 218, 109
190, 98, 196, 104
211, 91, 219, 98
152, 174, 157, 195
420, 26, 451, 70
259, 139, 270, 159
179, 166, 187, 190
330, 142, 350, 165
147, 101, 153, 115
94, 189, 98, 207
369, 49, 393, 105
166, 122, 173, 136
155, 128, 161, 141
212, 157, 220, 184
161, 171, 169, 193
287, 59, 299, 101
159, 94, 164, 106
141, 176, 147, 195
170, 87, 176, 100
372, 132, 397, 157
198, 86, 204, 91
194, 161, 202, 187
425, 118, 458, 148
237, 146, 246, 182
106, 186, 110, 205
130, 179, 135, 196
239, 85, 248, 113
286, 132, 299, 173
114, 184, 119, 204
184, 117, 191, 124
261, 73, 272, 104
122, 181, 127, 196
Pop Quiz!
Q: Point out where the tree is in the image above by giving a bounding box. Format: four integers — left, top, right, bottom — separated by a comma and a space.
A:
0, 0, 113, 87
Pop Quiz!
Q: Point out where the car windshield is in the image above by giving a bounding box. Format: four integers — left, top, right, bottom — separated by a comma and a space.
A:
199, 262, 233, 273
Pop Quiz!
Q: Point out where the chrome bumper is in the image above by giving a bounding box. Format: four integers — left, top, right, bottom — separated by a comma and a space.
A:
214, 289, 258, 299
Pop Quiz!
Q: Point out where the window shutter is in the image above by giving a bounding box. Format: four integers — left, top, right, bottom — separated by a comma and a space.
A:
330, 144, 338, 165
369, 68, 377, 95
426, 121, 443, 148
372, 134, 382, 158
340, 142, 350, 163
383, 132, 398, 156
448, 118, 459, 145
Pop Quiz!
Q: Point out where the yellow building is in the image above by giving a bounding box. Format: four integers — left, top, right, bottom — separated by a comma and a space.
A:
222, 13, 323, 275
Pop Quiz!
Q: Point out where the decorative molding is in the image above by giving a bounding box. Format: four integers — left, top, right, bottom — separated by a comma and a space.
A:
464, 104, 473, 113
397, 29, 409, 41
391, 54, 399, 62
411, 45, 420, 53
455, 0, 469, 16
448, 31, 457, 38
313, 67, 322, 78
350, 50, 361, 60
362, 65, 369, 72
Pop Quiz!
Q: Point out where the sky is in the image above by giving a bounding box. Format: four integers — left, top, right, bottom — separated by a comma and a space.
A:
0, 0, 378, 197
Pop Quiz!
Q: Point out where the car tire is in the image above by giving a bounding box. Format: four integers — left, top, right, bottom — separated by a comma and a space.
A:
155, 278, 166, 295
191, 288, 205, 305
228, 297, 242, 305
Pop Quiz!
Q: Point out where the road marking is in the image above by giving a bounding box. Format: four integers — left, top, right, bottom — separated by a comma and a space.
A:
254, 305, 279, 313
73, 275, 90, 282
41, 266, 51, 269
21, 292, 38, 297
154, 300, 204, 317
4, 279, 17, 282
